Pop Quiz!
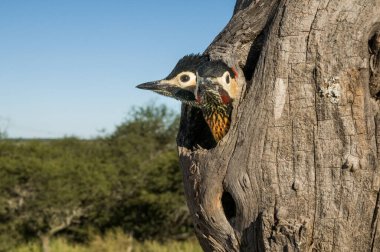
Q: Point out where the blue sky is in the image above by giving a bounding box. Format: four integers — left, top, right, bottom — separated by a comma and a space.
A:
0, 1, 235, 138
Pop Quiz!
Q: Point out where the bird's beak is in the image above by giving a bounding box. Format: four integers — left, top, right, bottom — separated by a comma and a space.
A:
136, 80, 176, 94
136, 80, 184, 99
136, 80, 169, 91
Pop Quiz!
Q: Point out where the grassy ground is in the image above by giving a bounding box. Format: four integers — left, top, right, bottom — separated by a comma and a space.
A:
14, 230, 202, 252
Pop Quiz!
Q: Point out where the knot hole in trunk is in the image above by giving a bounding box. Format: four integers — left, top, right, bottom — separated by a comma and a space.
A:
221, 191, 237, 224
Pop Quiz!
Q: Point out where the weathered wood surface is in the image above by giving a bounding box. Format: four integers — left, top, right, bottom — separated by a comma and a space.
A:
177, 0, 380, 251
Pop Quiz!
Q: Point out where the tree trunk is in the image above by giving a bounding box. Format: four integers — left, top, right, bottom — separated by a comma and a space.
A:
40, 234, 50, 252
177, 0, 380, 251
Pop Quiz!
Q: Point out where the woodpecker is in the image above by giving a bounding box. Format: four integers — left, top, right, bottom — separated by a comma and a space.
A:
195, 60, 239, 142
136, 54, 208, 106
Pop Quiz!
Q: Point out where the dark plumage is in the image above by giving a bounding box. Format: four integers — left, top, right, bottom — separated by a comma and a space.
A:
195, 60, 239, 142
165, 54, 209, 80
197, 60, 237, 79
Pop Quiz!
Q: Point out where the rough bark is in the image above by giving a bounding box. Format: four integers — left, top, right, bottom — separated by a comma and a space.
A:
177, 0, 380, 251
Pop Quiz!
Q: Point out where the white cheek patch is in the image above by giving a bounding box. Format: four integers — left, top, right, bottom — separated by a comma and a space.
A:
160, 78, 180, 87
217, 75, 232, 97
180, 79, 196, 88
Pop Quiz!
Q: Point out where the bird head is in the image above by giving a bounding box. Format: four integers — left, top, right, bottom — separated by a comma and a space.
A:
136, 54, 208, 106
194, 60, 239, 142
195, 60, 239, 107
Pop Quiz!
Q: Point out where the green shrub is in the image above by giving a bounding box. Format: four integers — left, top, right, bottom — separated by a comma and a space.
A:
0, 104, 194, 250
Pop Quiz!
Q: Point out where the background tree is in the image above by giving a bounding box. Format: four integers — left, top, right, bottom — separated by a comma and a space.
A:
106, 104, 193, 240
177, 0, 380, 251
0, 117, 9, 140
0, 139, 116, 252
0, 131, 7, 139
0, 104, 194, 251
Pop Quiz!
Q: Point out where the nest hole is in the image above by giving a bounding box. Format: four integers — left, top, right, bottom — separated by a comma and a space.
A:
177, 106, 216, 150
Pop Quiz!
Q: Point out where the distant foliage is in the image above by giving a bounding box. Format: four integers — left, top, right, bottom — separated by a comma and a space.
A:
0, 104, 193, 251
0, 130, 7, 139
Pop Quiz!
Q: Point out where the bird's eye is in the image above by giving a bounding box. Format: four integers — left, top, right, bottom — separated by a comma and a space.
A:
180, 74, 190, 82
226, 74, 230, 84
